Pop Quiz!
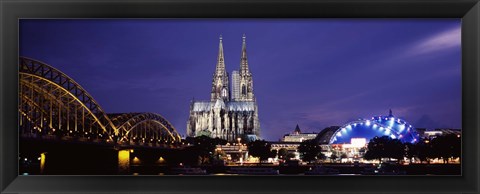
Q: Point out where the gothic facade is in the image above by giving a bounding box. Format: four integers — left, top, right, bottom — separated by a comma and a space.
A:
186, 35, 260, 142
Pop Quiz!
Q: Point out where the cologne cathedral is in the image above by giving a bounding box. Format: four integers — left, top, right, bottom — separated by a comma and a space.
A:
186, 34, 260, 142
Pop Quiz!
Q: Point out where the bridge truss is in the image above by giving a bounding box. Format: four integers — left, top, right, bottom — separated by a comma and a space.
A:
19, 57, 181, 146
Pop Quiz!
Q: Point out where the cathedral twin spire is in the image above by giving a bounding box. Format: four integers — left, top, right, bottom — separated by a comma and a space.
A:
211, 35, 229, 101
214, 34, 251, 76
215, 35, 227, 77
240, 34, 249, 75
212, 34, 253, 102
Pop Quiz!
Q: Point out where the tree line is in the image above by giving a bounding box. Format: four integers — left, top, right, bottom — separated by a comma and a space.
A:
364, 134, 460, 164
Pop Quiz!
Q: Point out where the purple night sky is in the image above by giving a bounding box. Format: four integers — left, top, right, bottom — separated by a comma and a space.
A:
19, 19, 461, 141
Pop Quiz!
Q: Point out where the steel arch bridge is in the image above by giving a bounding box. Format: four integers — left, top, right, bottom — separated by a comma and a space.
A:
19, 57, 181, 146
109, 113, 182, 145
329, 111, 419, 144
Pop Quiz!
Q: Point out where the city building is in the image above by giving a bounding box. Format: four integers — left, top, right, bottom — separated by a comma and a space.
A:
216, 143, 248, 163
270, 141, 302, 161
326, 138, 368, 163
281, 124, 318, 142
231, 71, 240, 100
423, 128, 461, 139
415, 128, 427, 138
186, 34, 260, 142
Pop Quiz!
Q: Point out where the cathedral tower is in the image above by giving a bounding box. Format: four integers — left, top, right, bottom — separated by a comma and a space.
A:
238, 34, 255, 101
211, 35, 230, 102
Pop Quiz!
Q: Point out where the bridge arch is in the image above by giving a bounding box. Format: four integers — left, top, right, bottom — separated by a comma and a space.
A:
109, 113, 181, 145
20, 57, 118, 142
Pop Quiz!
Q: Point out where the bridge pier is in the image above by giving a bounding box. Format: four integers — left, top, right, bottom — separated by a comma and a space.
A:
118, 149, 131, 174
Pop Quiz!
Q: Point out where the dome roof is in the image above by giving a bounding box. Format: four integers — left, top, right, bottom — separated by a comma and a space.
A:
330, 110, 419, 144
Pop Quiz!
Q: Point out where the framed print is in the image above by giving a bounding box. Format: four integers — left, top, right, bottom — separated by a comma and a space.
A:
1, 0, 479, 193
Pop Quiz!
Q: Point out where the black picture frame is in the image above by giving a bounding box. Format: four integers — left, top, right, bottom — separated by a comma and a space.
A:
1, 0, 479, 193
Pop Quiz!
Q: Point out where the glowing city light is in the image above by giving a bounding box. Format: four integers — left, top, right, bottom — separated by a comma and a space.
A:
351, 138, 367, 147
331, 112, 418, 144
385, 129, 391, 135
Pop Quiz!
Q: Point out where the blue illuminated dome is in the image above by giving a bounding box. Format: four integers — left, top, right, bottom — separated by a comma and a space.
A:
330, 110, 418, 144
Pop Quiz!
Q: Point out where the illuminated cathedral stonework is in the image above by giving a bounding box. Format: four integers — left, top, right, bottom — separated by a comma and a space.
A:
187, 35, 260, 141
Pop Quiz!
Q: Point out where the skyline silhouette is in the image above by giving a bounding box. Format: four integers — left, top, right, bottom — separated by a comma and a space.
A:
19, 19, 461, 140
